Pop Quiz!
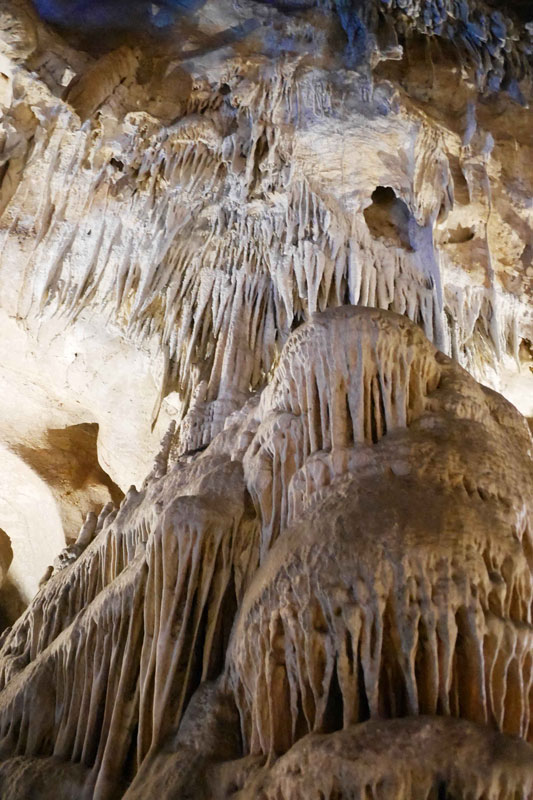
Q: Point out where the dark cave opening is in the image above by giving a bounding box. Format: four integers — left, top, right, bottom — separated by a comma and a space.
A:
363, 186, 413, 250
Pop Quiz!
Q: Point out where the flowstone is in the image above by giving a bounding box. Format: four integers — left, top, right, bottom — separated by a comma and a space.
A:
0, 308, 531, 797
0, 0, 532, 797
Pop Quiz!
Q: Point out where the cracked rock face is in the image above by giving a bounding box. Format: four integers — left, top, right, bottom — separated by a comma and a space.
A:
0, 0, 532, 797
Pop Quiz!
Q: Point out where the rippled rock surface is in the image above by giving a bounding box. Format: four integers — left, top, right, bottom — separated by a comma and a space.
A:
0, 0, 532, 796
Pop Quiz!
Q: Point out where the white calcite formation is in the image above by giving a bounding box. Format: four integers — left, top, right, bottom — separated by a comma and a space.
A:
0, 0, 531, 797
0, 307, 532, 798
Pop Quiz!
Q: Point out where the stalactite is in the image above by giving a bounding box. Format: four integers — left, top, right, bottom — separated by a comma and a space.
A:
0, 448, 259, 798
0, 1, 532, 796
226, 309, 533, 757
0, 304, 530, 796
5, 37, 527, 455
245, 307, 441, 555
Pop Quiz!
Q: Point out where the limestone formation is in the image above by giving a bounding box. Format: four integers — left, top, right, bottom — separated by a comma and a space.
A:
0, 0, 531, 797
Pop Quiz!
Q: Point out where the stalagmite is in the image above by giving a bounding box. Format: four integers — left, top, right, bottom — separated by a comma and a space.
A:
0, 0, 531, 797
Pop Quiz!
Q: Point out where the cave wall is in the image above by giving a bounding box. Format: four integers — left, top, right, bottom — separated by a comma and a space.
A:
0, 0, 532, 797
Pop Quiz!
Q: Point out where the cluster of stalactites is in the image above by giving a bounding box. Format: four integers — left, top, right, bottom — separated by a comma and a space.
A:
0, 477, 257, 799
227, 497, 533, 758
244, 307, 442, 556
226, 309, 533, 760
0, 307, 531, 797
323, 0, 531, 96
0, 50, 451, 456
1, 27, 527, 463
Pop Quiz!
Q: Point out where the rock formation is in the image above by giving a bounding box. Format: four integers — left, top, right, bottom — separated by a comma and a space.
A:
0, 0, 532, 797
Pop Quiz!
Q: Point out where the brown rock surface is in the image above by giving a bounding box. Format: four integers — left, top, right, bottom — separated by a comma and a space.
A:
214, 717, 533, 800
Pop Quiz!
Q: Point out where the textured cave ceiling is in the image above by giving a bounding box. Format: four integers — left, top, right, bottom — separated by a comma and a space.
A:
0, 0, 532, 797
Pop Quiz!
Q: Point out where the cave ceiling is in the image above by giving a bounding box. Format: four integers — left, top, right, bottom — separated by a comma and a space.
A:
0, 0, 531, 797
